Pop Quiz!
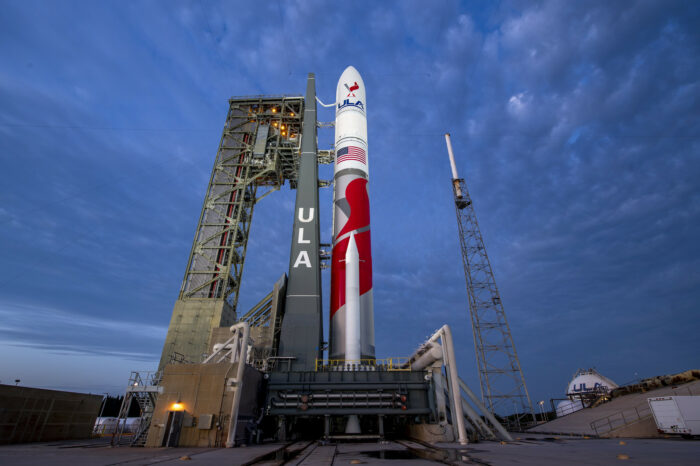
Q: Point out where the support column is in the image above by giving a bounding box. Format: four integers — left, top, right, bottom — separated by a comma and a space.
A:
277, 74, 324, 371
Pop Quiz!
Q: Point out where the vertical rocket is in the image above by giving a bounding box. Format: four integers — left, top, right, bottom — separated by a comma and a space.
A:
330, 66, 375, 362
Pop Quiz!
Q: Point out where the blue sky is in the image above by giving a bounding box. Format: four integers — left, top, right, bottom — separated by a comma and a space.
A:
1, 0, 698, 407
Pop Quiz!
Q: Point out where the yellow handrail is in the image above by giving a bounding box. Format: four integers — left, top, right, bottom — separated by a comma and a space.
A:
314, 357, 411, 372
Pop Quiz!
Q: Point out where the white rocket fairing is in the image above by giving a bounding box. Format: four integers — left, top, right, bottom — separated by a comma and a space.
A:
330, 66, 375, 361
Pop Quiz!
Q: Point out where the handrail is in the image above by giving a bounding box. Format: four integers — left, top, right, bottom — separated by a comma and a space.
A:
590, 383, 699, 435
590, 405, 651, 435
314, 357, 411, 372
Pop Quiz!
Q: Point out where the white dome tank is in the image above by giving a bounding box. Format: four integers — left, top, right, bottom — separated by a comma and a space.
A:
566, 368, 618, 397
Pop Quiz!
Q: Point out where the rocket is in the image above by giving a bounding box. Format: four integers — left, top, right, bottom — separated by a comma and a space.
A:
330, 66, 375, 363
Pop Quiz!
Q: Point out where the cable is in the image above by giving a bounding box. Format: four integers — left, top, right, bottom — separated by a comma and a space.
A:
315, 96, 336, 108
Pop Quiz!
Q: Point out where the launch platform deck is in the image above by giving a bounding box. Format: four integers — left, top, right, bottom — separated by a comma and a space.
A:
1, 434, 699, 465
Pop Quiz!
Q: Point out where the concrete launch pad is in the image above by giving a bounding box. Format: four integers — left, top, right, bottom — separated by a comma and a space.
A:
529, 380, 700, 437
1, 435, 699, 465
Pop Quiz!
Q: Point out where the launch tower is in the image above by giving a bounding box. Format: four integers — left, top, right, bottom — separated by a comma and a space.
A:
158, 95, 307, 370
445, 134, 536, 426
125, 73, 512, 448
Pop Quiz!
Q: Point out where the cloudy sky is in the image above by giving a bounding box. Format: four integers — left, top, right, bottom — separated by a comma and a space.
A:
1, 0, 698, 407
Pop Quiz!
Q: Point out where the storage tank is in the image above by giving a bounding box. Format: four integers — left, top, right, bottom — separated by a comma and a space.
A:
566, 368, 618, 397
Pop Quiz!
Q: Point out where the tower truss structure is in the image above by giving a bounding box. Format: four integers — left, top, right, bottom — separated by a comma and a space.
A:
451, 177, 535, 425
159, 96, 307, 369
181, 96, 303, 302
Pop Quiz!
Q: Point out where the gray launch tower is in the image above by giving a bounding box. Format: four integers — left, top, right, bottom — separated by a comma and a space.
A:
158, 94, 306, 369
276, 74, 324, 371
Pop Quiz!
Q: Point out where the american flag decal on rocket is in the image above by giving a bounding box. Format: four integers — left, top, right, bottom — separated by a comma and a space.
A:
336, 146, 366, 165
330, 66, 375, 362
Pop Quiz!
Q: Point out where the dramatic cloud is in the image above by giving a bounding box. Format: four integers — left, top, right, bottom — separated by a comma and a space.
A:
1, 0, 698, 404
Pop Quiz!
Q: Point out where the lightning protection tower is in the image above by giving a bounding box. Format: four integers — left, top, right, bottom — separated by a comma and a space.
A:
444, 133, 535, 426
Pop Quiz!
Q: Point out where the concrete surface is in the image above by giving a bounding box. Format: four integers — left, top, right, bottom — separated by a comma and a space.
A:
449, 434, 700, 465
0, 435, 698, 465
0, 438, 283, 465
529, 380, 700, 436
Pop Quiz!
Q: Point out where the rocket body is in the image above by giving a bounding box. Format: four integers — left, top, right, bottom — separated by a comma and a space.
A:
344, 233, 361, 365
330, 66, 375, 361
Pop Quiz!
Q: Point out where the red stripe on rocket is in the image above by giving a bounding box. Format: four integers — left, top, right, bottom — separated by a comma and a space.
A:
330, 66, 375, 360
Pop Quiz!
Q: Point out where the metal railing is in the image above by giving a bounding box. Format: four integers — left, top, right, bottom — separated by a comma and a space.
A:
315, 357, 411, 372
590, 405, 651, 435
558, 403, 582, 417
127, 370, 162, 387
590, 383, 700, 435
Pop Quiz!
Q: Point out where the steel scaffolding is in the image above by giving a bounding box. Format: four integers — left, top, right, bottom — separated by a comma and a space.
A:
159, 96, 315, 369
450, 176, 535, 425
180, 96, 304, 305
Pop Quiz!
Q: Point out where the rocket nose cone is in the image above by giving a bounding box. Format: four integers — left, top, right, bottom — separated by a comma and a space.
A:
338, 66, 362, 84
336, 66, 366, 107
342, 65, 359, 76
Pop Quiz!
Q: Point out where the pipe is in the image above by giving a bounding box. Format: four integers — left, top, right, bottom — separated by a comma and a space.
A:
433, 367, 448, 425
204, 330, 242, 364
279, 392, 397, 400
410, 343, 443, 371
437, 374, 494, 440
272, 400, 402, 408
444, 133, 463, 198
459, 393, 497, 440
225, 321, 250, 448
429, 325, 468, 445
458, 377, 513, 441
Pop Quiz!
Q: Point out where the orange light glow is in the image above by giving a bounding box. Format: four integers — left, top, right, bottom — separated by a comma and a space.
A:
171, 402, 184, 411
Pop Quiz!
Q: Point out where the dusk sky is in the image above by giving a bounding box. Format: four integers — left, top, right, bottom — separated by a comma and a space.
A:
1, 0, 698, 408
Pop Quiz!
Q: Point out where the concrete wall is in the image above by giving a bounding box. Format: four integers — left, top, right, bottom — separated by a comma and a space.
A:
146, 362, 263, 448
159, 299, 234, 370
0, 385, 102, 444
606, 416, 658, 438
408, 423, 455, 443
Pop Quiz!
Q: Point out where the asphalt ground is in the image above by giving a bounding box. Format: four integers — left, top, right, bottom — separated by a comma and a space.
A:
0, 434, 698, 465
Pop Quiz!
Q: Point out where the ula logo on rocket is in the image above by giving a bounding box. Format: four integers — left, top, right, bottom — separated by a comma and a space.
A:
344, 82, 359, 97
338, 100, 364, 111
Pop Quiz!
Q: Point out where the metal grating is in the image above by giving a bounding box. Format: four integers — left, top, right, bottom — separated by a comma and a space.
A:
179, 96, 304, 312
451, 177, 536, 426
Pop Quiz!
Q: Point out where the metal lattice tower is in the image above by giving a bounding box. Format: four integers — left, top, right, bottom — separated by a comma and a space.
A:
180, 97, 304, 303
445, 134, 535, 425
159, 96, 307, 369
